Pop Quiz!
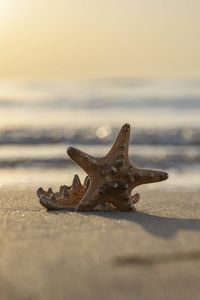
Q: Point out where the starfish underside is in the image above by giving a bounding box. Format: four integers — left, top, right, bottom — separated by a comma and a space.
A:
37, 123, 168, 211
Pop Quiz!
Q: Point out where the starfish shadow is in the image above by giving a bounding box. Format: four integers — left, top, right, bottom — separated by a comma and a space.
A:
95, 211, 200, 238
49, 209, 200, 239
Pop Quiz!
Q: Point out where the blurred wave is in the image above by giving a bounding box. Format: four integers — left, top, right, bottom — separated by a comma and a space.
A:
0, 144, 199, 170
0, 79, 199, 187
0, 126, 199, 145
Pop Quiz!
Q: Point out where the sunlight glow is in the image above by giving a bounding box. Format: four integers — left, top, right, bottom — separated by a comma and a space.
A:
0, 0, 200, 79
0, 0, 13, 24
0, 0, 10, 14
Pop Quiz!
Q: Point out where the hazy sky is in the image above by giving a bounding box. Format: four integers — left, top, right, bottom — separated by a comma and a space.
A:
0, 0, 200, 79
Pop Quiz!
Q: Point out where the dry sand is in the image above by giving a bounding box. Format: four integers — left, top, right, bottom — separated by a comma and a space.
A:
0, 188, 200, 300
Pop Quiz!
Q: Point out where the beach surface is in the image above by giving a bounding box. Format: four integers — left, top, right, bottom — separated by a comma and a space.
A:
0, 188, 200, 300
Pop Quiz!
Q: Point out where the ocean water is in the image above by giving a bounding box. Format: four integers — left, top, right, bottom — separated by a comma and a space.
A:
0, 78, 199, 190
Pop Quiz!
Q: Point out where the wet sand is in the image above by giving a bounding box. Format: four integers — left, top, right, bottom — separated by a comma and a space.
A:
0, 188, 200, 300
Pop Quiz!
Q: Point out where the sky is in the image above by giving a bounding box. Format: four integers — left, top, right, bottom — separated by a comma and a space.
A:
0, 0, 200, 80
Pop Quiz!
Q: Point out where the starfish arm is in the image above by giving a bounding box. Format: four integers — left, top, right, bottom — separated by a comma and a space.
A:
105, 123, 131, 160
72, 174, 82, 188
37, 175, 88, 210
132, 167, 168, 187
67, 146, 98, 175
75, 182, 100, 211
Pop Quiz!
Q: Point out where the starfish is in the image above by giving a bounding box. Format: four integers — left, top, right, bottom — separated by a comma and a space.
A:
67, 123, 168, 211
37, 175, 90, 210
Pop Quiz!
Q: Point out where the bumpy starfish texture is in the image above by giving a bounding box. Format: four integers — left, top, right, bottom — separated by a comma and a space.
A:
67, 123, 168, 211
37, 175, 89, 210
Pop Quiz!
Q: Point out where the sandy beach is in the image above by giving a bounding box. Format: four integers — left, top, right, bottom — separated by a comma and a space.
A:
0, 188, 200, 300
